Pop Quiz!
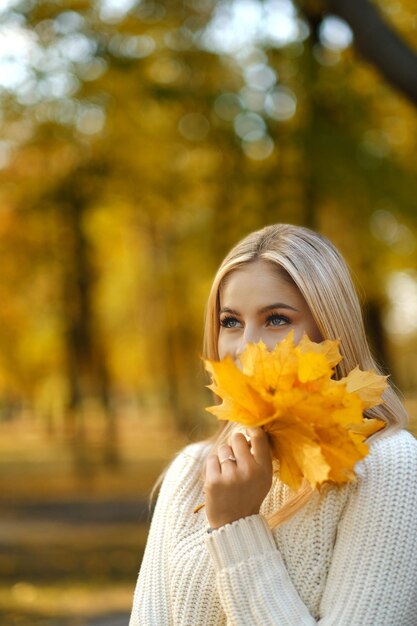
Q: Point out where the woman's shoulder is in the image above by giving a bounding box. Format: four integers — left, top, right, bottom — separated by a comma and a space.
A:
369, 427, 417, 456
160, 441, 210, 487
171, 440, 211, 468
153, 441, 210, 513
357, 428, 417, 481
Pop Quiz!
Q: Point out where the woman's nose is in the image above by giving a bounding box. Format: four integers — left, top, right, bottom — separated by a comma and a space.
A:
236, 325, 261, 357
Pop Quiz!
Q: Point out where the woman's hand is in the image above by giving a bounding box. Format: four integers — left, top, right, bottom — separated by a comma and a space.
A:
204, 428, 273, 529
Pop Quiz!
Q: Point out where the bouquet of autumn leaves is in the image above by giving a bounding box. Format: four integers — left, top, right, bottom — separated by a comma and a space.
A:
204, 332, 387, 492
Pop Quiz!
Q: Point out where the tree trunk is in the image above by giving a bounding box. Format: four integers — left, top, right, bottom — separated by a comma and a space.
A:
57, 169, 119, 474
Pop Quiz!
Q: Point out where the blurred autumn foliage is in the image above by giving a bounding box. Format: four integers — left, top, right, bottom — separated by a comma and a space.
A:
1, 0, 417, 473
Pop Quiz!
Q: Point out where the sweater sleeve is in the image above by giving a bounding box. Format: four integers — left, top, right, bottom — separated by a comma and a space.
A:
205, 430, 417, 626
129, 444, 205, 626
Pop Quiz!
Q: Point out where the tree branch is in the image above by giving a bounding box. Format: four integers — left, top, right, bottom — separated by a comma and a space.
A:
328, 0, 417, 105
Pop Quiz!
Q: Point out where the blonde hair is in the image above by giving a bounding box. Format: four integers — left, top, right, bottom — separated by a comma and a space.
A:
203, 224, 408, 526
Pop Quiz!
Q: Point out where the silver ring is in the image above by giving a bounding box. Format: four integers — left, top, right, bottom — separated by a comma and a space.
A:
219, 455, 237, 464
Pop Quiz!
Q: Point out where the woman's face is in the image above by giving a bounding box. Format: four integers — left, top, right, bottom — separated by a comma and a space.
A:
218, 260, 322, 360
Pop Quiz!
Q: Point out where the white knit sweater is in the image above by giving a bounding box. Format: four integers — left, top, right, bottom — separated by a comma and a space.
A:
129, 429, 417, 625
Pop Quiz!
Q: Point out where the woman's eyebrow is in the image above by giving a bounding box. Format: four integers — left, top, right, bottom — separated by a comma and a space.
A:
220, 307, 239, 314
220, 303, 300, 314
260, 303, 300, 313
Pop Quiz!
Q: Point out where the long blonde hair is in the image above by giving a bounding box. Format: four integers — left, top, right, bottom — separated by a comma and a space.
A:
203, 224, 408, 526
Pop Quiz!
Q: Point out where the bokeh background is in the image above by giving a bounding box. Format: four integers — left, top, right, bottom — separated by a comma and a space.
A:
1, 0, 417, 624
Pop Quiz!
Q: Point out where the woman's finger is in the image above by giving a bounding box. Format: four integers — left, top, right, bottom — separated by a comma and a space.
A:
230, 431, 252, 463
247, 427, 272, 468
217, 443, 238, 472
205, 454, 221, 479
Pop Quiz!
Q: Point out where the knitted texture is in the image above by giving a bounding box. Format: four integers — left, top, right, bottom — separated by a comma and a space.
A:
129, 429, 417, 625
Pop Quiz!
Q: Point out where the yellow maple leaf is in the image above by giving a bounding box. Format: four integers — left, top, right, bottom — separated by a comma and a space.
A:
347, 417, 386, 438
266, 417, 331, 490
239, 334, 298, 392
204, 334, 387, 491
297, 335, 343, 368
297, 352, 333, 383
205, 356, 274, 427
339, 366, 389, 409
315, 424, 362, 483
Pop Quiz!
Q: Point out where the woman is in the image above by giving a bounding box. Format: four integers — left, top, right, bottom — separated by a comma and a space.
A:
129, 224, 417, 625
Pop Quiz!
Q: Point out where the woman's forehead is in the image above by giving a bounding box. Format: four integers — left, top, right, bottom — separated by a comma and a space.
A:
220, 260, 294, 294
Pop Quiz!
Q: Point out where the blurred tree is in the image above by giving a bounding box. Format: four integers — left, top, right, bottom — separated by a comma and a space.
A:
52, 161, 119, 470
0, 0, 416, 469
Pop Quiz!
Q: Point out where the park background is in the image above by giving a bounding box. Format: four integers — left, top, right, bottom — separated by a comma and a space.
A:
0, 0, 417, 624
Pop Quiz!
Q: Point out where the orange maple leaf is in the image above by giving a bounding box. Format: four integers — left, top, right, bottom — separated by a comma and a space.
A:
204, 332, 387, 491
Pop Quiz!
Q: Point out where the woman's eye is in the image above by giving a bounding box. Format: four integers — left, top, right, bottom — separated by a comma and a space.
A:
267, 314, 290, 327
220, 316, 240, 328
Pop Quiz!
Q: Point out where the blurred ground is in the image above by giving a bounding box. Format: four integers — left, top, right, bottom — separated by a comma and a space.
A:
0, 402, 415, 626
0, 414, 187, 626
86, 616, 129, 626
